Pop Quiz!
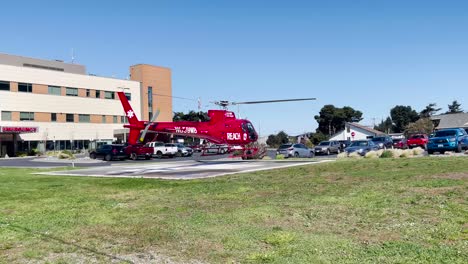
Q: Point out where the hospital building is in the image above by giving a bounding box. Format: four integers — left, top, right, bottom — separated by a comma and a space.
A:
0, 53, 172, 157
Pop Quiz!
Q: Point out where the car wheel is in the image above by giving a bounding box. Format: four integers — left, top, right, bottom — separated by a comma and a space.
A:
90, 153, 96, 159
337, 148, 341, 154
326, 149, 330, 155
294, 152, 299, 158
309, 151, 314, 158
428, 150, 434, 155
130, 153, 137, 160
145, 155, 151, 160
104, 154, 112, 161
155, 151, 163, 159
456, 144, 462, 153
175, 151, 182, 157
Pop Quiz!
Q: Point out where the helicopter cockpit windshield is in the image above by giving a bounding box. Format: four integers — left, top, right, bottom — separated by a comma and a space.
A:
242, 121, 258, 141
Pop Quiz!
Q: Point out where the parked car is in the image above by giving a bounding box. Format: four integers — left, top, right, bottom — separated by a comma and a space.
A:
205, 144, 229, 154
314, 141, 340, 155
427, 128, 468, 154
392, 138, 408, 149
345, 140, 379, 156
407, 134, 429, 149
276, 143, 313, 158
89, 144, 127, 161
336, 140, 351, 151
146, 141, 178, 158
124, 144, 153, 160
175, 143, 193, 157
371, 136, 394, 149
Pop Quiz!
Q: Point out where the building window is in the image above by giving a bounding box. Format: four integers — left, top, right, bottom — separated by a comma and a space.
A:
113, 116, 117, 123
120, 116, 124, 123
102, 115, 106, 123
66, 87, 78, 96
51, 113, 57, 122
105, 91, 115, 99
48, 86, 61, 95
148, 86, 153, 119
66, 114, 74, 122
79, 114, 90, 123
18, 83, 33, 93
1, 111, 12, 121
0, 81, 10, 91
125, 92, 131, 101
20, 112, 34, 121
96, 90, 101, 98
86, 89, 90, 97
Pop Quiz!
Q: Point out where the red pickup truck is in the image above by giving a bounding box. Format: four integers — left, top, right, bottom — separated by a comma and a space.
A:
406, 134, 429, 149
124, 144, 153, 160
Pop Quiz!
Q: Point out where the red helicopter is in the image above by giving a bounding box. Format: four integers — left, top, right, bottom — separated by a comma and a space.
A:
117, 92, 315, 157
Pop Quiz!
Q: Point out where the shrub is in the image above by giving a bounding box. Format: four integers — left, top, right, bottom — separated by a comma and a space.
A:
380, 150, 394, 158
275, 154, 285, 160
59, 150, 75, 159
412, 147, 425, 156
348, 152, 362, 159
16, 151, 28, 157
337, 152, 348, 159
58, 153, 70, 159
400, 149, 413, 158
364, 151, 379, 159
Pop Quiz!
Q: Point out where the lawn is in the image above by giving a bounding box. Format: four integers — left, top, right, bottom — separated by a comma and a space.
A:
0, 157, 467, 263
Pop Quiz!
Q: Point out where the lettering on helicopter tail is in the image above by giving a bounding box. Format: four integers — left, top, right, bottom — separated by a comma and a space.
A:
227, 132, 241, 140
225, 112, 234, 118
174, 127, 198, 134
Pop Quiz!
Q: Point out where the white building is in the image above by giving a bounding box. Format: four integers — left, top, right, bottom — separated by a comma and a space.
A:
329, 122, 385, 141
0, 53, 172, 157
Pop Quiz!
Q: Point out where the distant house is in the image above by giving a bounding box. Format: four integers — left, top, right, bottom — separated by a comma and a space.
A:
430, 113, 468, 130
329, 122, 385, 141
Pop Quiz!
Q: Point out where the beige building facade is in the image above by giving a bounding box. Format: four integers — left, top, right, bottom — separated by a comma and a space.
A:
0, 53, 172, 157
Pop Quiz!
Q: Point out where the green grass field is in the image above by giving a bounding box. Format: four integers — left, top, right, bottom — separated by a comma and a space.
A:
1, 157, 467, 263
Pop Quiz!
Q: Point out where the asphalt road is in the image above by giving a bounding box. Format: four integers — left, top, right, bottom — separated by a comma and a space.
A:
0, 150, 337, 168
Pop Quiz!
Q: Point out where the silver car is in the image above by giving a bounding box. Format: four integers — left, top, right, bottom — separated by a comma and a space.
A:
314, 141, 341, 155
276, 143, 314, 158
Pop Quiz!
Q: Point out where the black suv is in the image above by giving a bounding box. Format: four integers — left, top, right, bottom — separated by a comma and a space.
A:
89, 144, 127, 161
371, 136, 393, 149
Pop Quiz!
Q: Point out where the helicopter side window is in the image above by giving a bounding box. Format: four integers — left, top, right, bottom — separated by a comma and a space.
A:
246, 122, 255, 133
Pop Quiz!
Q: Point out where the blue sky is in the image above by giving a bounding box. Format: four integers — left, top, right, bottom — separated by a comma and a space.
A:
2, 0, 467, 136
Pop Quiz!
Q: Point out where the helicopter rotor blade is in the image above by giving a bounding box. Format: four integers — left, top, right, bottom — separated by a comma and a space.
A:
139, 109, 160, 143
232, 98, 316, 105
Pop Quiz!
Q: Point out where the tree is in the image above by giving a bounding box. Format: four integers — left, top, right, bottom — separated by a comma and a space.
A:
420, 103, 441, 118
314, 105, 363, 136
390, 105, 419, 133
374, 116, 393, 133
173, 111, 209, 122
405, 118, 434, 135
446, 100, 463, 114
266, 131, 289, 147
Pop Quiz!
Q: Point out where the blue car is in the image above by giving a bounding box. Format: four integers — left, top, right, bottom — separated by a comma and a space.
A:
427, 128, 468, 154
344, 140, 380, 156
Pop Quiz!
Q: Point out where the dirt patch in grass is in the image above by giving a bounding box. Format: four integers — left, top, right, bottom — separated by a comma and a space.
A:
414, 172, 468, 180
408, 186, 465, 196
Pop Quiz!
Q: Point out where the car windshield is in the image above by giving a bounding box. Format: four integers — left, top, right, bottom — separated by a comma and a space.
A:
318, 141, 330, 146
410, 135, 424, 139
349, 141, 368, 147
434, 130, 456, 137
371, 137, 384, 142
278, 144, 292, 149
